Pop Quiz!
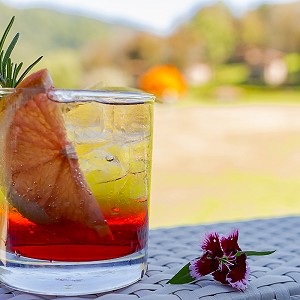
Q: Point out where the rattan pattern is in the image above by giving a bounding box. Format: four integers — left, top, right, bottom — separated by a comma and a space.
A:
1, 216, 300, 300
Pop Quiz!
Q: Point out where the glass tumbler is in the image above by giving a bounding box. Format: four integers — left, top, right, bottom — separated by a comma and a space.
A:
0, 87, 154, 295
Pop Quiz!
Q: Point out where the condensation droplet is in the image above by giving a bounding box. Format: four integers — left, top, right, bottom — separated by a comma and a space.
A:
112, 207, 120, 213
134, 197, 147, 203
106, 154, 114, 162
79, 181, 84, 188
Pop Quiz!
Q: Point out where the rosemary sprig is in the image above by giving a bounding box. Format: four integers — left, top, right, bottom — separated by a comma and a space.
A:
0, 16, 43, 88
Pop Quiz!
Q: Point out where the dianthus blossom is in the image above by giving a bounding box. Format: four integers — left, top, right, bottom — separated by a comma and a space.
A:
167, 229, 275, 291
189, 229, 249, 291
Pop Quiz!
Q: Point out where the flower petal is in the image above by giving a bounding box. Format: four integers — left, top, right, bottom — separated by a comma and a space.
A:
200, 232, 223, 258
189, 253, 219, 278
220, 229, 241, 256
212, 264, 228, 284
226, 254, 250, 291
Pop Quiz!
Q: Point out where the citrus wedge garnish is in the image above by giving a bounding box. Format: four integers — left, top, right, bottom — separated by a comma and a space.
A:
3, 69, 113, 240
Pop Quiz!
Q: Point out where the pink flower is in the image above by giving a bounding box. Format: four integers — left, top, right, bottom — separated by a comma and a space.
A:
189, 229, 250, 291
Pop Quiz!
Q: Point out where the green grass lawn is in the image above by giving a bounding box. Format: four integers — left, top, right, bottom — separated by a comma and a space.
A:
150, 88, 300, 228
184, 84, 300, 106
150, 170, 300, 228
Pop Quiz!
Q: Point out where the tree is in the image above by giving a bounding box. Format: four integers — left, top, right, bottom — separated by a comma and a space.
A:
194, 2, 237, 64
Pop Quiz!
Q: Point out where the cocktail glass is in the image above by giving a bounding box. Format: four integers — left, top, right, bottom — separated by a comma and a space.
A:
0, 87, 154, 295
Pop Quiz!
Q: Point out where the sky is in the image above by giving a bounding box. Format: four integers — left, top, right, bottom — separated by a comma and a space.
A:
0, 0, 296, 35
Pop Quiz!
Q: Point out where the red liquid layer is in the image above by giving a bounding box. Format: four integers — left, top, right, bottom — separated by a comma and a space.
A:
5, 210, 148, 261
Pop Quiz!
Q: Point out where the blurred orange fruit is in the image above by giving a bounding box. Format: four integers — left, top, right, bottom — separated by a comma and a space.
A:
3, 69, 113, 240
138, 65, 187, 102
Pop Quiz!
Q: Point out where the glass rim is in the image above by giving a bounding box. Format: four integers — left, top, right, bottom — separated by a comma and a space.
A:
0, 87, 155, 104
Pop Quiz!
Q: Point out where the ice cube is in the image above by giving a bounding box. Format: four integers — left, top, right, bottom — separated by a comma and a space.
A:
79, 142, 129, 183
63, 102, 106, 144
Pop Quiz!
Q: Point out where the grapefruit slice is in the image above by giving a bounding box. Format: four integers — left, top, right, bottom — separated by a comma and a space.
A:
3, 69, 113, 240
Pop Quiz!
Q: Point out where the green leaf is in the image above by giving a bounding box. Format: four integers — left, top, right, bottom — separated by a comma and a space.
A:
167, 262, 195, 284
0, 16, 14, 54
0, 73, 5, 86
2, 33, 19, 75
0, 51, 3, 71
0, 16, 43, 87
12, 63, 18, 86
15, 55, 43, 87
235, 250, 276, 257
6, 57, 12, 87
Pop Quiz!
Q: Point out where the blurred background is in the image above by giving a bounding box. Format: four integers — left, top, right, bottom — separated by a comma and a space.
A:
1, 0, 300, 228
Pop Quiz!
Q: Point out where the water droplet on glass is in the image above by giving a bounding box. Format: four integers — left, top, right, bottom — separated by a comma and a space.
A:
134, 197, 147, 203
112, 207, 120, 213
106, 154, 114, 162
52, 202, 57, 208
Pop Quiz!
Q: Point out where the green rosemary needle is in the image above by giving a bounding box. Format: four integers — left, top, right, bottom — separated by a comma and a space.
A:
0, 16, 43, 88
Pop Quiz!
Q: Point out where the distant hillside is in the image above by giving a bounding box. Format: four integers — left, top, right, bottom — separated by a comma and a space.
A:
0, 3, 139, 65
1, 1, 300, 89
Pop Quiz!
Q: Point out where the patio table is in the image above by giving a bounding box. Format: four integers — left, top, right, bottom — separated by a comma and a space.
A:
1, 216, 300, 300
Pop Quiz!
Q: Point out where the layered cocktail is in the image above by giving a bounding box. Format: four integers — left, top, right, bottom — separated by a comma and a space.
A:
0, 70, 154, 295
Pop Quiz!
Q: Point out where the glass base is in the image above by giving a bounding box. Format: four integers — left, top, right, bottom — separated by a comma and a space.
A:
0, 249, 147, 296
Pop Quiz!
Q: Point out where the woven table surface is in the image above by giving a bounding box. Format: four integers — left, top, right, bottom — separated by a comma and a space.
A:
1, 216, 300, 300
